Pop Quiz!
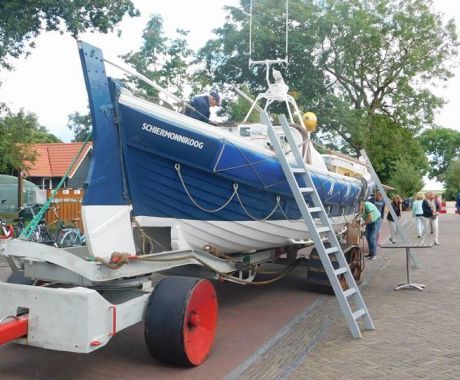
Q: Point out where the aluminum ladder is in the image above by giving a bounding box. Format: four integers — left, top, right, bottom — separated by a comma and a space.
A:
359, 150, 421, 268
261, 112, 374, 338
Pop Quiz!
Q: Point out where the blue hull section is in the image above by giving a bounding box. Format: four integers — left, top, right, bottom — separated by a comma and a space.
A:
116, 100, 363, 222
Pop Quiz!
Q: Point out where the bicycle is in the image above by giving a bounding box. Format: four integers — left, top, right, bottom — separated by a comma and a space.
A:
51, 208, 86, 248
0, 217, 14, 238
17, 204, 54, 244
0, 200, 14, 238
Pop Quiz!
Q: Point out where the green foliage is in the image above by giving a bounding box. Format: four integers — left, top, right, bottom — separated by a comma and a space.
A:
197, 0, 457, 181
365, 115, 428, 183
314, 0, 456, 133
0, 109, 60, 174
0, 0, 139, 70
122, 15, 193, 101
67, 111, 92, 142
221, 85, 260, 123
195, 0, 324, 121
419, 127, 460, 181
388, 160, 424, 198
444, 159, 460, 200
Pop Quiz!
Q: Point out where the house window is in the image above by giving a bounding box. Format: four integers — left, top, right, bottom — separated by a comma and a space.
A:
42, 178, 52, 190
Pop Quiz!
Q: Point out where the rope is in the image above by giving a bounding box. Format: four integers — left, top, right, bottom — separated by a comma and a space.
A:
235, 192, 281, 221
20, 132, 92, 240
176, 163, 286, 221
175, 164, 238, 213
131, 217, 167, 253
95, 252, 136, 270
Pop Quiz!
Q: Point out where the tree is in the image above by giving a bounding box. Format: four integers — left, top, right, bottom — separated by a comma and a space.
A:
420, 127, 460, 181
195, 0, 325, 122
0, 109, 60, 174
121, 14, 194, 102
444, 159, 460, 200
364, 115, 428, 183
67, 14, 195, 141
196, 0, 457, 180
388, 160, 424, 198
0, 0, 139, 70
312, 0, 457, 151
67, 111, 92, 142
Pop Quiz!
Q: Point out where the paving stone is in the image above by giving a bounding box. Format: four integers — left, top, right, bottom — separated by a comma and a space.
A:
232, 213, 460, 379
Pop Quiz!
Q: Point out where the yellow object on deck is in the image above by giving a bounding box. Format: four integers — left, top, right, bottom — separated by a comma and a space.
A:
303, 112, 317, 132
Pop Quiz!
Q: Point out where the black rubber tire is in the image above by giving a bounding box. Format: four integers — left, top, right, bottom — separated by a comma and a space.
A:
7, 271, 34, 285
144, 276, 218, 366
306, 245, 363, 295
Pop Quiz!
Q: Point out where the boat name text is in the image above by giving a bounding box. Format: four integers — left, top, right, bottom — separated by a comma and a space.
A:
142, 123, 204, 149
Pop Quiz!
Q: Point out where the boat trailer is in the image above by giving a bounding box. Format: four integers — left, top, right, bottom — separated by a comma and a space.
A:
0, 236, 324, 365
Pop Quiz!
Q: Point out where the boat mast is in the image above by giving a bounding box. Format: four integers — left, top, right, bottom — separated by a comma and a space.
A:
245, 1, 308, 136
249, 0, 289, 68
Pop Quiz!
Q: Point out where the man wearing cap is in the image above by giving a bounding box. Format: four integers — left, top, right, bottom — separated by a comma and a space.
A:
184, 91, 220, 124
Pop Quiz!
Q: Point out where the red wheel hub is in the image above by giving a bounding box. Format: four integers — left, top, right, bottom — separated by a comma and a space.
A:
187, 310, 201, 328
183, 280, 218, 365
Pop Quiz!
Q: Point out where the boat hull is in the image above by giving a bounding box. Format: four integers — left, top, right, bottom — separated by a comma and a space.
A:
112, 90, 363, 253
139, 216, 351, 253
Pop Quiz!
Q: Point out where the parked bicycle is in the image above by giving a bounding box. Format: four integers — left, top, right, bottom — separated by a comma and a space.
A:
51, 208, 86, 248
0, 217, 14, 238
17, 204, 54, 244
0, 200, 14, 238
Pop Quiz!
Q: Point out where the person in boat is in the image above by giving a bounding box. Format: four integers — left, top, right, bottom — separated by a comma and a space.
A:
360, 201, 382, 260
184, 90, 221, 124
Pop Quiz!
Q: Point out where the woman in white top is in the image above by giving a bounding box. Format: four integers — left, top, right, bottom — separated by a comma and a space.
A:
412, 192, 425, 238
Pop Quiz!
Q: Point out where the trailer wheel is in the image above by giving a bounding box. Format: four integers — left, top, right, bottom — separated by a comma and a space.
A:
144, 276, 218, 366
7, 271, 34, 285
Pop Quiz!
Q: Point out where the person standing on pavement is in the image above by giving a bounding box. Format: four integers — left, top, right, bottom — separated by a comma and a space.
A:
387, 195, 402, 243
412, 192, 425, 238
371, 191, 385, 246
422, 192, 440, 245
360, 201, 382, 260
456, 191, 460, 214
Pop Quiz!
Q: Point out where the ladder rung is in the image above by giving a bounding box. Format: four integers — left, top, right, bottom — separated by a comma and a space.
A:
343, 288, 357, 298
308, 207, 322, 213
352, 308, 366, 320
292, 168, 306, 173
299, 187, 314, 193
325, 246, 339, 255
316, 226, 331, 233
334, 266, 348, 276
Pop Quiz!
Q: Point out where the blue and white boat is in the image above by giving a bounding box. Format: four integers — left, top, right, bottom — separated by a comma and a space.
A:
78, 42, 372, 259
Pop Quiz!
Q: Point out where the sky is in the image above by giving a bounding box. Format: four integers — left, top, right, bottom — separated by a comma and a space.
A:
0, 0, 459, 151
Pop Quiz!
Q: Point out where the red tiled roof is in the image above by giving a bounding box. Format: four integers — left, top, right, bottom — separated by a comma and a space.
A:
25, 142, 92, 178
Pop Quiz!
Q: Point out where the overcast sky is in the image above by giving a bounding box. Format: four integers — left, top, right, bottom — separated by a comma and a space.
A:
0, 0, 458, 146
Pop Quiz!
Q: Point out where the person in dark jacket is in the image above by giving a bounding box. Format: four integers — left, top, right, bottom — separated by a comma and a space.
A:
184, 91, 220, 124
387, 195, 402, 243
422, 192, 440, 245
456, 191, 460, 214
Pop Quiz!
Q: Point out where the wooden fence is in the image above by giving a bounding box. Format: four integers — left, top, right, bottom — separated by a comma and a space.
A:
45, 189, 84, 232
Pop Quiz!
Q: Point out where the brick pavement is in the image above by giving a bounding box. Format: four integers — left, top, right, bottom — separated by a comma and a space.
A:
2, 213, 459, 379
230, 213, 460, 379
